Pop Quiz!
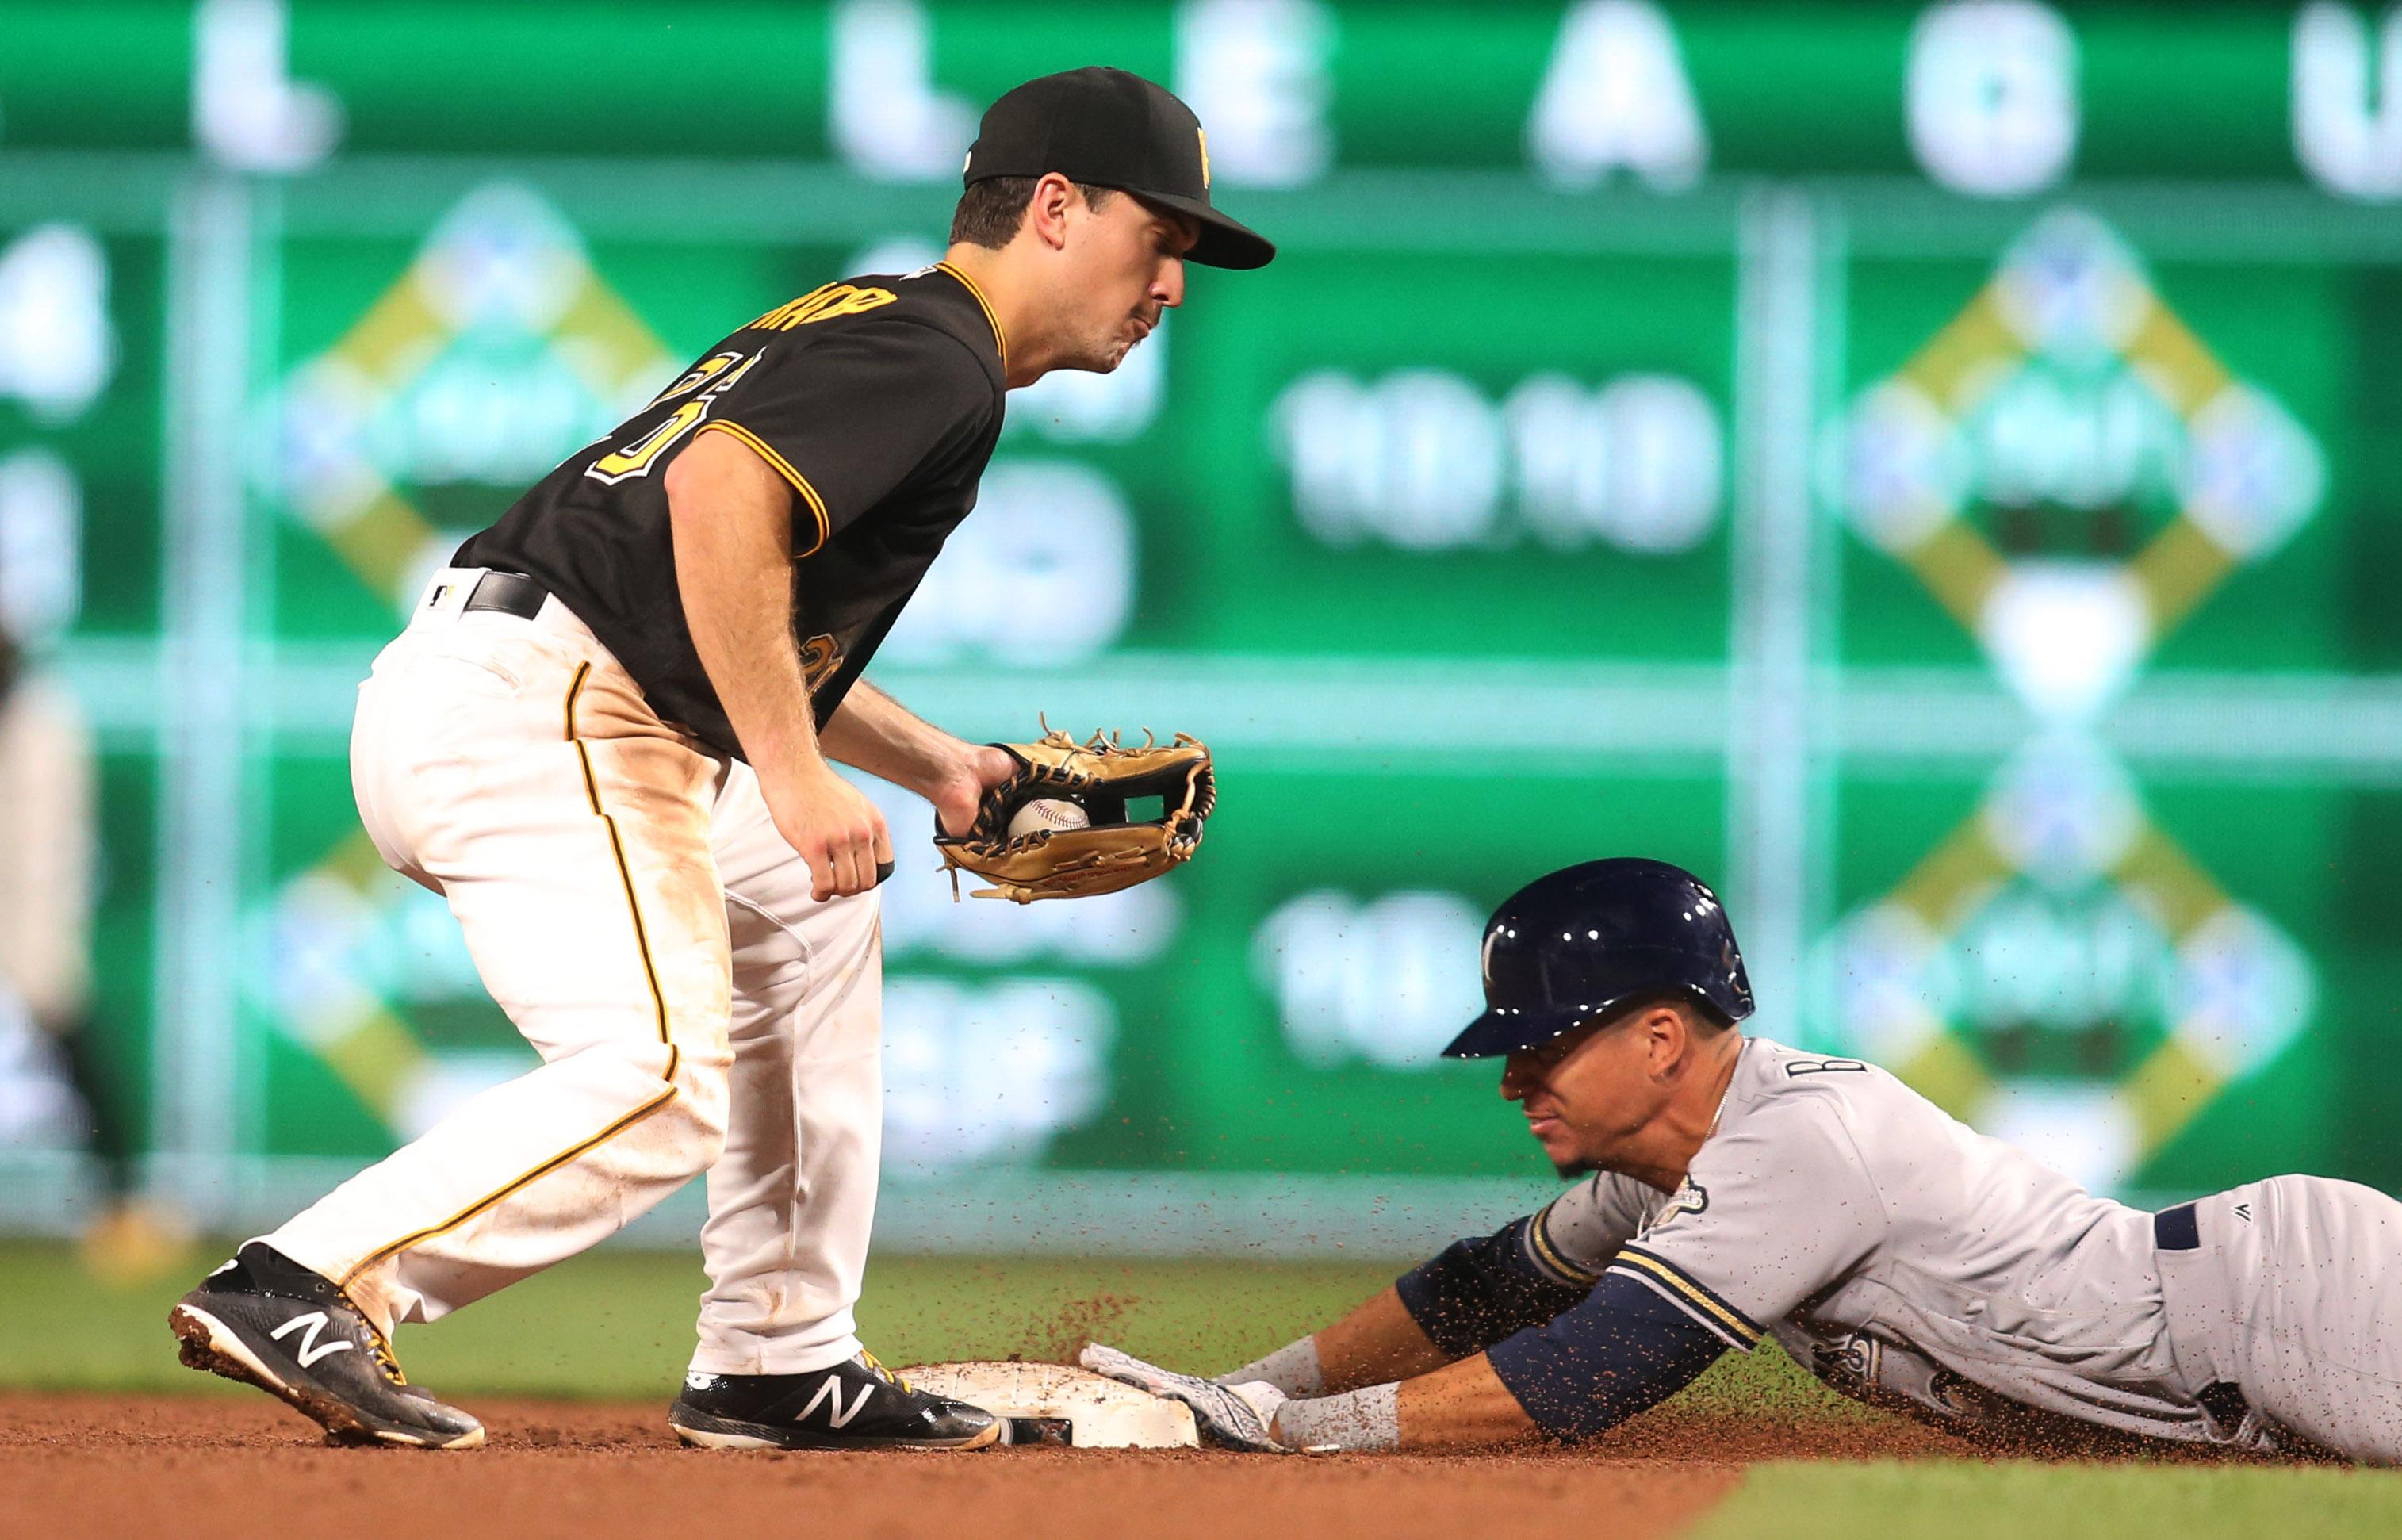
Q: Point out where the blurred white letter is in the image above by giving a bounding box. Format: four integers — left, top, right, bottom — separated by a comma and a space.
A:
193, 0, 342, 172
0, 225, 112, 425
1907, 1, 2078, 196
2294, 3, 2402, 199
1175, 0, 1335, 186
1527, 0, 1708, 191
0, 450, 82, 644
829, 0, 976, 182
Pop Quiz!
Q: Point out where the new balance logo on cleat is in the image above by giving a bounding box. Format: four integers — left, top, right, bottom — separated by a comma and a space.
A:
269, 1312, 358, 1369
668, 1354, 1001, 1451
2234, 1202, 2254, 1223
167, 1242, 484, 1450
799, 1373, 875, 1429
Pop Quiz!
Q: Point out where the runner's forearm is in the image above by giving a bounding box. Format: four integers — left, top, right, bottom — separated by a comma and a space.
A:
1389, 1354, 1539, 1449
1263, 1354, 1536, 1454
1304, 1286, 1458, 1393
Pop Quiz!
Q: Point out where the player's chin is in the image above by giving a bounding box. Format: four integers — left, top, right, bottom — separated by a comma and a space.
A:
1059, 344, 1131, 376
1528, 1124, 1593, 1178
1100, 324, 1155, 370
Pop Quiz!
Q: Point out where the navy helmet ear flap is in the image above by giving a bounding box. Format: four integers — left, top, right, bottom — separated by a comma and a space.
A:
1445, 860, 1752, 1059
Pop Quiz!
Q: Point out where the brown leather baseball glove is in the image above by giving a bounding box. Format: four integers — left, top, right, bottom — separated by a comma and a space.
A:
933, 725, 1215, 903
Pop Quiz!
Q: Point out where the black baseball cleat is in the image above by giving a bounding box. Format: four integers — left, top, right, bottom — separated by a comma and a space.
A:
670, 1352, 1001, 1450
167, 1241, 484, 1450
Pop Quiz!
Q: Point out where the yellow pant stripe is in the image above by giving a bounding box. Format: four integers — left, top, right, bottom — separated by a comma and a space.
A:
565, 661, 676, 1064
335, 661, 684, 1288
337, 1084, 679, 1289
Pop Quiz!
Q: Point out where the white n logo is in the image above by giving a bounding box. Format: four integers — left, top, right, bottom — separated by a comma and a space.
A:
268, 1311, 355, 1369
799, 1372, 875, 1429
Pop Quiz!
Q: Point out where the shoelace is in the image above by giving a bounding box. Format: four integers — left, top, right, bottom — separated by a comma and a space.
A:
858, 1348, 912, 1395
325, 1278, 409, 1386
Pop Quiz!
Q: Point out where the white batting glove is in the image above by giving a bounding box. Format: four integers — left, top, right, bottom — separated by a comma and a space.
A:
1079, 1343, 1290, 1451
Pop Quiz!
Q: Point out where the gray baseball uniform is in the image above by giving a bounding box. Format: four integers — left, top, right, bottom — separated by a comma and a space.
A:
1519, 1036, 2402, 1461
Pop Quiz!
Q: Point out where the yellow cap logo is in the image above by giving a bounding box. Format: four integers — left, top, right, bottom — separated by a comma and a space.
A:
1197, 128, 1210, 190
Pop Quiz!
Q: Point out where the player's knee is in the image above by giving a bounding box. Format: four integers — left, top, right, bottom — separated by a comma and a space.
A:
573, 1033, 730, 1174
668, 1041, 733, 1169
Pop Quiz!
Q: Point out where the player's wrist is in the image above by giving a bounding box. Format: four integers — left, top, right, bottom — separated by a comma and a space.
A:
760, 739, 839, 787
908, 742, 1006, 823
1219, 1336, 1324, 1397
756, 751, 850, 829
1270, 1382, 1400, 1453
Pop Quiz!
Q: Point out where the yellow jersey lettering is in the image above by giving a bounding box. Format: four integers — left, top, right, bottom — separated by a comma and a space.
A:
644, 351, 739, 408
586, 353, 764, 485
748, 282, 898, 332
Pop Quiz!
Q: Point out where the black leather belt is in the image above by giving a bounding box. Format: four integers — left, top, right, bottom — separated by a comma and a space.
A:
2154, 1202, 2251, 1428
463, 569, 548, 620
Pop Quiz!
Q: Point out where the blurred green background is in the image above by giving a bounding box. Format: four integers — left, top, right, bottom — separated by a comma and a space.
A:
2, 1, 2400, 1281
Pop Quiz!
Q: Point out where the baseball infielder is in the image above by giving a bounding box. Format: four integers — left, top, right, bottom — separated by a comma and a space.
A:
1088, 858, 2402, 1464
169, 67, 1272, 1451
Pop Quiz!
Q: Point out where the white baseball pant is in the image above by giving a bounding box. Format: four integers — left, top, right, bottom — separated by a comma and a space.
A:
266, 568, 883, 1377
2158, 1174, 2402, 1462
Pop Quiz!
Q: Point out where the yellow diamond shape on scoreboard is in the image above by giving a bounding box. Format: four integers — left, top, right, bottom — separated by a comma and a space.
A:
1835, 209, 2324, 720
267, 182, 677, 601
1821, 212, 2327, 1188
1816, 735, 2316, 1178
255, 185, 678, 1128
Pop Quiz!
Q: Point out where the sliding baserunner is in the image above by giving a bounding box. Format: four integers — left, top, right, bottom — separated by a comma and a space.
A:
1089, 858, 2402, 1463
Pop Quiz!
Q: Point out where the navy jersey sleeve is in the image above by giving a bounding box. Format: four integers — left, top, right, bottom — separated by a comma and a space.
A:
692, 315, 993, 556
1392, 1174, 1656, 1358
1484, 1271, 1731, 1442
1393, 1216, 1588, 1358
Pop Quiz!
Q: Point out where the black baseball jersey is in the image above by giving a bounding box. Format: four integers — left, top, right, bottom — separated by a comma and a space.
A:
454, 262, 1009, 759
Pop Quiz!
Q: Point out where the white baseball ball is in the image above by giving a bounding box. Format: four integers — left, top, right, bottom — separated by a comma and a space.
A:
1007, 798, 1092, 841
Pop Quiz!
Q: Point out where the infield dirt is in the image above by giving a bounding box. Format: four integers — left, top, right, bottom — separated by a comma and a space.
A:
0, 1391, 1970, 1538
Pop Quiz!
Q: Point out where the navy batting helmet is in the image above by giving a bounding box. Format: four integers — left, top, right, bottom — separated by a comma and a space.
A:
1441, 858, 1753, 1059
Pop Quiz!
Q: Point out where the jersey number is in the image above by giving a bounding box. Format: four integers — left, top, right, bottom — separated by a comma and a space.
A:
1783, 1057, 1868, 1078
586, 351, 760, 485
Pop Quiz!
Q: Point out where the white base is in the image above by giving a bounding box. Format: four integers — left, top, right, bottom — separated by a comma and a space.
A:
901, 1362, 1198, 1448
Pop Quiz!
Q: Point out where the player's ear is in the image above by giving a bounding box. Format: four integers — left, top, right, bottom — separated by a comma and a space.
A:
1027, 172, 1078, 252
1640, 1003, 1686, 1079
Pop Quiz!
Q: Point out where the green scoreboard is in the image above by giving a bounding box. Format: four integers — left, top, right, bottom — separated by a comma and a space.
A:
5, 0, 2400, 1244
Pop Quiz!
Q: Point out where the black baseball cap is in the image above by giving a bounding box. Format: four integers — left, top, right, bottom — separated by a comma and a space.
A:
964, 67, 1275, 271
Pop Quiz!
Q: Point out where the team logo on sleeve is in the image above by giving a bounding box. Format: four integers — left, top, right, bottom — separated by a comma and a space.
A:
1642, 1178, 1708, 1235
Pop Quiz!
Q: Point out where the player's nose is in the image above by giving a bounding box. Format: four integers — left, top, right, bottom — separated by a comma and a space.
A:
1154, 255, 1185, 308
1497, 1054, 1537, 1101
